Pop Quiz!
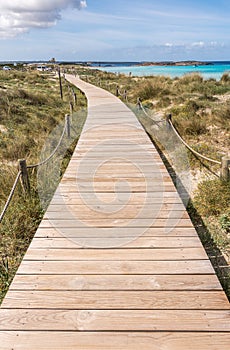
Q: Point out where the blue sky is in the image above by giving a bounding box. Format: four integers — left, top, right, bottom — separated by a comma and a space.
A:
0, 0, 229, 61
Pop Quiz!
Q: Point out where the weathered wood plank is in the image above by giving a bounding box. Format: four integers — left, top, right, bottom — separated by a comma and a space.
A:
29, 236, 203, 249
2, 291, 229, 309
17, 260, 214, 275
39, 218, 194, 228
10, 274, 222, 291
34, 226, 198, 238
1, 309, 230, 331
24, 247, 208, 261
1, 331, 230, 350
44, 209, 189, 220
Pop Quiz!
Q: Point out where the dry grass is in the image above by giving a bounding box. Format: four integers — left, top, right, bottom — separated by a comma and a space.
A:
0, 68, 87, 302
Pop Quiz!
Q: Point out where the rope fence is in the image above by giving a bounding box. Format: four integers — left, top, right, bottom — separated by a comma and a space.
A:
0, 68, 85, 224
114, 83, 230, 181
166, 114, 221, 165
0, 114, 72, 224
0, 171, 22, 223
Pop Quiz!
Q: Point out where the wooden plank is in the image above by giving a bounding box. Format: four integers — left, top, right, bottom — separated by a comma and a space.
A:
62, 175, 172, 182
2, 291, 229, 309
0, 309, 230, 331
29, 236, 203, 248
44, 210, 189, 220
39, 218, 194, 228
34, 226, 198, 238
50, 194, 184, 206
48, 203, 186, 212
1, 331, 230, 350
51, 190, 183, 200
10, 274, 222, 291
58, 183, 176, 192
24, 247, 208, 261
17, 260, 214, 275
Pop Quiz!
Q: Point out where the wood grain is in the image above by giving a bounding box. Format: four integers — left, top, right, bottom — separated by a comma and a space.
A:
10, 274, 222, 291
2, 290, 229, 309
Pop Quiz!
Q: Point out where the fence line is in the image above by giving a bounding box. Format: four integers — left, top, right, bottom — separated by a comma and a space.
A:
0, 115, 71, 224
27, 117, 68, 169
0, 171, 21, 223
166, 115, 221, 165
113, 83, 229, 179
136, 98, 165, 125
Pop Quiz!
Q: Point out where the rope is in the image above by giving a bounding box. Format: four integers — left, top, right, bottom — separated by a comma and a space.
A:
27, 122, 67, 169
168, 119, 221, 165
0, 117, 70, 223
104, 83, 222, 167
137, 100, 165, 125
0, 171, 21, 223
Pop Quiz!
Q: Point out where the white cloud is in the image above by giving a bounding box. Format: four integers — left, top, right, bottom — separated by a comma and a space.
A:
0, 0, 87, 38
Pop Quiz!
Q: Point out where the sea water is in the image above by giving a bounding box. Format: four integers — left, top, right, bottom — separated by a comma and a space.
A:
96, 61, 230, 80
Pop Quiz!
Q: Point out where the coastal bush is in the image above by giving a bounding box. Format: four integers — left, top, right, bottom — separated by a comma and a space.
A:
177, 115, 207, 136
213, 102, 230, 121
220, 73, 230, 83
187, 143, 222, 169
219, 210, 230, 233
0, 69, 87, 303
193, 179, 230, 216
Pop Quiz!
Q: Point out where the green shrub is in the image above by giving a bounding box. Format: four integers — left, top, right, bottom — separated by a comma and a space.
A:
220, 73, 230, 83
219, 210, 230, 232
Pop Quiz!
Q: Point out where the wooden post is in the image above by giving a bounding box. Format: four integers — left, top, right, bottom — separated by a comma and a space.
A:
58, 68, 63, 100
220, 156, 230, 181
65, 114, 71, 138
166, 114, 172, 127
116, 86, 119, 97
73, 92, 77, 105
69, 102, 74, 115
19, 159, 30, 195
124, 90, 127, 101
137, 97, 141, 110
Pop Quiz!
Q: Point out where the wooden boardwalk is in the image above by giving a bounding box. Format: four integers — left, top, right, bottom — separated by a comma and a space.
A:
0, 75, 229, 349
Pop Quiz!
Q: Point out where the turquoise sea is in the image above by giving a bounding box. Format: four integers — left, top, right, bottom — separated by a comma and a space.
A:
96, 61, 230, 80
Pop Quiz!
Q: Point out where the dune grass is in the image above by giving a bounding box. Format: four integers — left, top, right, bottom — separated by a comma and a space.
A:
0, 69, 87, 302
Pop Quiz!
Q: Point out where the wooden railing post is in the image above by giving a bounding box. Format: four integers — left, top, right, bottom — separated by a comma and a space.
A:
19, 159, 30, 195
65, 114, 71, 138
137, 97, 141, 110
166, 114, 172, 128
69, 101, 74, 115
220, 156, 230, 181
116, 86, 119, 97
58, 67, 63, 100
73, 92, 77, 105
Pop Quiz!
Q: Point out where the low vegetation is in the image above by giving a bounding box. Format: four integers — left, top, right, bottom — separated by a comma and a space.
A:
0, 68, 87, 302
